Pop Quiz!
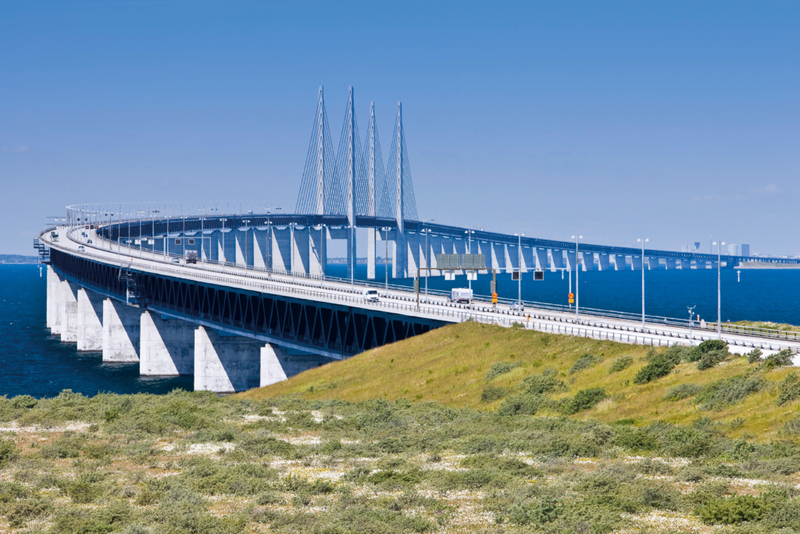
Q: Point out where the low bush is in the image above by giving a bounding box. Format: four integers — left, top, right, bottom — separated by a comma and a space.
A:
608, 355, 633, 373
747, 348, 763, 363
665, 383, 702, 401
695, 375, 766, 411
634, 350, 681, 384
561, 388, 607, 415
695, 495, 771, 524
480, 385, 507, 403
497, 392, 544, 416
484, 361, 521, 381
765, 348, 795, 369
0, 439, 17, 468
777, 373, 800, 406
569, 353, 601, 375
697, 349, 729, 370
520, 368, 563, 395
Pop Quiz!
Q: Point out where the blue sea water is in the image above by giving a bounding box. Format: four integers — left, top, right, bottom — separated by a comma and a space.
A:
2, 264, 798, 398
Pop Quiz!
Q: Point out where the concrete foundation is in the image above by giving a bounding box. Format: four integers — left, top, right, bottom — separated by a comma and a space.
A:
194, 327, 262, 393
59, 279, 80, 343
102, 298, 141, 362
140, 311, 195, 376
46, 266, 62, 332
261, 345, 331, 387
76, 288, 104, 351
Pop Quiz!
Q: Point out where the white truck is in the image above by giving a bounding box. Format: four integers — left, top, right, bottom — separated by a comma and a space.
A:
450, 288, 473, 304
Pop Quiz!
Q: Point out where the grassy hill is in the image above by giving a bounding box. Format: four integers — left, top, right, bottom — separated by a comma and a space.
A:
242, 321, 800, 440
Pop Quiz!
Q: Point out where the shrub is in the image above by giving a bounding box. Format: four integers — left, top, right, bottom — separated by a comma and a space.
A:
665, 383, 702, 401
521, 368, 563, 395
508, 495, 562, 525
608, 355, 633, 374
497, 393, 544, 416
11, 395, 37, 410
697, 349, 729, 370
746, 348, 763, 363
562, 388, 607, 415
777, 373, 800, 406
699, 339, 728, 353
484, 361, 521, 381
695, 495, 771, 524
695, 375, 766, 411
634, 351, 681, 384
765, 349, 795, 369
480, 385, 506, 403
569, 353, 600, 375
0, 439, 17, 468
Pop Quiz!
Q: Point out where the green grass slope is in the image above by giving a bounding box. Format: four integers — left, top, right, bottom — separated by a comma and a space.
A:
242, 321, 800, 440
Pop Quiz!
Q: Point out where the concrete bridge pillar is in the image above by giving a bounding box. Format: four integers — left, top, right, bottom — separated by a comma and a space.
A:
534, 248, 548, 271
579, 251, 594, 271
46, 266, 63, 333
631, 256, 643, 270
647, 257, 661, 270
292, 225, 310, 276
392, 232, 406, 279
611, 254, 628, 270
406, 233, 420, 278
235, 228, 254, 268
271, 227, 292, 272
597, 254, 610, 271
59, 279, 80, 343
140, 311, 195, 376
102, 298, 141, 362
367, 227, 376, 279
565, 250, 577, 272
194, 326, 261, 393
491, 242, 507, 272
260, 345, 331, 387
506, 244, 520, 272
452, 238, 467, 275
665, 258, 677, 270
519, 246, 532, 272
309, 225, 326, 277
76, 288, 104, 351
252, 229, 268, 270
550, 249, 564, 271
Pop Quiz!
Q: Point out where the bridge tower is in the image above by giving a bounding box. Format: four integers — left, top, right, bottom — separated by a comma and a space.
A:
315, 86, 325, 215
366, 102, 380, 279
344, 87, 358, 281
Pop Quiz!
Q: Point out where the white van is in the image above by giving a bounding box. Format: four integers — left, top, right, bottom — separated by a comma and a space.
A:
363, 289, 380, 302
450, 288, 473, 304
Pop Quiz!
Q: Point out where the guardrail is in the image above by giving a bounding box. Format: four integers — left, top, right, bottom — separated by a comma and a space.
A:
50, 225, 800, 353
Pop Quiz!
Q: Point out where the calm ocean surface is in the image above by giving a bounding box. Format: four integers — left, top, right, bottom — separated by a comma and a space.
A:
2, 263, 798, 398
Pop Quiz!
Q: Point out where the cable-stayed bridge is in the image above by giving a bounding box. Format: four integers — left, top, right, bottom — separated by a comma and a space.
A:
35, 86, 800, 393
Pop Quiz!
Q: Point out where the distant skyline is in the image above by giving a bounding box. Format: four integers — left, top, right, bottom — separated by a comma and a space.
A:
2, 1, 799, 256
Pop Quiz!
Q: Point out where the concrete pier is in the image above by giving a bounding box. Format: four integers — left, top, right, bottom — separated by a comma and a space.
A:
102, 298, 141, 362
59, 279, 80, 343
46, 266, 61, 332
261, 345, 331, 387
194, 327, 262, 393
140, 311, 195, 376
76, 288, 104, 351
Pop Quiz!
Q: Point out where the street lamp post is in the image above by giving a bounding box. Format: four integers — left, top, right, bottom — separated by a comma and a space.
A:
571, 235, 583, 319
242, 219, 251, 269
465, 229, 475, 289
381, 227, 391, 291
514, 234, 525, 310
712, 240, 725, 338
220, 218, 228, 269
637, 238, 649, 327
688, 305, 696, 343
421, 228, 431, 296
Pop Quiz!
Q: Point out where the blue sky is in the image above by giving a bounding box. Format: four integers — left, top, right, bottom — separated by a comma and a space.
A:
1, 0, 799, 255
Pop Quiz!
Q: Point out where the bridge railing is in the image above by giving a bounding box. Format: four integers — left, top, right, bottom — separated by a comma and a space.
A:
59, 225, 800, 347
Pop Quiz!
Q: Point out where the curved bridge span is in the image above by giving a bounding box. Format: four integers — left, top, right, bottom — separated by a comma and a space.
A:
38, 219, 800, 394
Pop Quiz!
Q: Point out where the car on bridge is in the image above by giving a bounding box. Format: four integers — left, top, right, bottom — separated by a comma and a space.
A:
363, 289, 380, 302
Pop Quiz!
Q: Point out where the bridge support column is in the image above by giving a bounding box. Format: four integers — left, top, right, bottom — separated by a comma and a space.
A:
367, 228, 376, 279
631, 256, 642, 270
520, 246, 533, 272
392, 232, 406, 279
292, 225, 310, 276
76, 288, 104, 351
534, 248, 548, 271
566, 250, 577, 272
550, 249, 564, 271
611, 254, 628, 270
102, 299, 141, 362
406, 233, 420, 278
59, 279, 79, 343
252, 229, 268, 270
598, 254, 610, 271
665, 258, 677, 270
580, 251, 594, 271
272, 227, 291, 272
309, 225, 326, 277
46, 266, 62, 333
194, 327, 261, 393
491, 242, 507, 272
647, 257, 661, 270
140, 311, 195, 376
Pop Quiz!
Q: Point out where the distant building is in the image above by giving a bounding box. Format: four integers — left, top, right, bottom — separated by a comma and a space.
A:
727, 244, 738, 256
741, 244, 750, 257
681, 244, 689, 252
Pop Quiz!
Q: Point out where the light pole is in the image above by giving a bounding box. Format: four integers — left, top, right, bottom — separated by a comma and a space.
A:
515, 232, 524, 308
137, 210, 145, 257
381, 227, 391, 291
571, 235, 583, 319
637, 238, 649, 327
199, 217, 206, 263
712, 240, 725, 338
421, 228, 431, 296
688, 305, 696, 343
242, 219, 250, 269
220, 218, 228, 269
465, 229, 475, 289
